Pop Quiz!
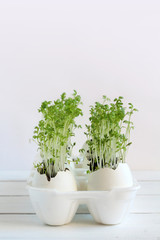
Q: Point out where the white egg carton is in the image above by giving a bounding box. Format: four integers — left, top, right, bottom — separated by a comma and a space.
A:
27, 181, 140, 226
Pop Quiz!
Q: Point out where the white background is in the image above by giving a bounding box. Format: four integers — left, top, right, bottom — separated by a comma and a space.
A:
0, 0, 160, 171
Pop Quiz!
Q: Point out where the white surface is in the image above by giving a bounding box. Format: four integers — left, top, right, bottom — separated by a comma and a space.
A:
1, 180, 160, 196
0, 1, 160, 171
0, 171, 30, 181
0, 171, 160, 239
1, 194, 160, 214
0, 214, 160, 240
1, 170, 160, 181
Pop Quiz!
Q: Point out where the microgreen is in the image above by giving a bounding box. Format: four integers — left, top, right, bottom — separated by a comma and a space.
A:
33, 90, 83, 181
83, 96, 138, 172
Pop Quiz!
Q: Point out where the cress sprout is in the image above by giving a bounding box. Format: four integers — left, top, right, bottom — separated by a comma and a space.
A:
82, 96, 138, 172
33, 90, 83, 181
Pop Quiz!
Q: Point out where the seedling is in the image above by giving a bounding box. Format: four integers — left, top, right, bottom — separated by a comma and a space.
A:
83, 96, 138, 172
33, 90, 83, 181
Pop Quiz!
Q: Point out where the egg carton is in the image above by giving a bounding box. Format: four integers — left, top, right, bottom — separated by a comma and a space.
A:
27, 181, 140, 226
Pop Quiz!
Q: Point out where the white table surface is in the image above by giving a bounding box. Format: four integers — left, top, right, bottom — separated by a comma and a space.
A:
0, 171, 160, 240
0, 213, 160, 240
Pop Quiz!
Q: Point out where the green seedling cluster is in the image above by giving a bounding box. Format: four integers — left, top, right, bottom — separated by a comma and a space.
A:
33, 91, 138, 179
33, 90, 83, 181
83, 96, 138, 172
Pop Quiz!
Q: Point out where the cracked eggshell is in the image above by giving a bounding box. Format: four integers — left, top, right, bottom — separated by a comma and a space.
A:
87, 163, 133, 191
31, 170, 77, 191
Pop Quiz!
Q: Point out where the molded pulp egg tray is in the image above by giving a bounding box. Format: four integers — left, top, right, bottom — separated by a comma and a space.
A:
27, 181, 140, 226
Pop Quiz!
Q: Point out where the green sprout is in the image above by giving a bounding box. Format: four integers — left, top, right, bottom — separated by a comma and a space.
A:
33, 90, 83, 181
84, 96, 138, 172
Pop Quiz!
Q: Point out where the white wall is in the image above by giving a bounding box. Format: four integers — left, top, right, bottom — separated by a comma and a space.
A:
0, 0, 160, 171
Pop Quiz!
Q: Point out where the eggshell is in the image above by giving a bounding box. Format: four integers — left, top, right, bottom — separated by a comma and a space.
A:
87, 163, 133, 191
31, 170, 77, 191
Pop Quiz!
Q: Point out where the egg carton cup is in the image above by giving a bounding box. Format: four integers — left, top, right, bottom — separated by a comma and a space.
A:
27, 181, 140, 226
